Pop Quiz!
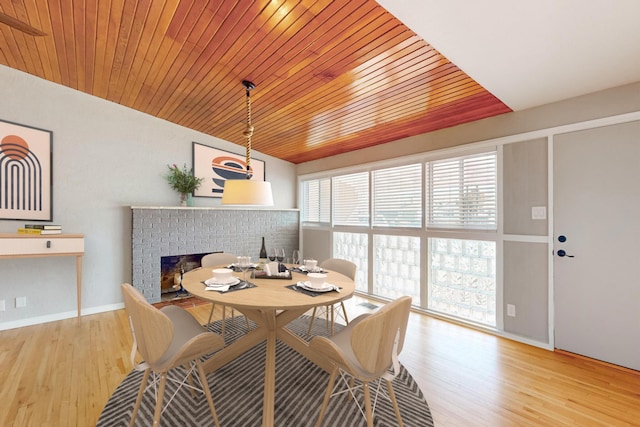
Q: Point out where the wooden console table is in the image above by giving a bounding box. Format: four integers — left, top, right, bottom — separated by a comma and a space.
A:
0, 233, 85, 317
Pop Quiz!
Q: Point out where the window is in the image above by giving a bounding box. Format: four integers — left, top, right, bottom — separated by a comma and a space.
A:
427, 152, 497, 230
333, 172, 369, 226
302, 178, 330, 222
373, 163, 422, 228
333, 231, 368, 291
428, 238, 496, 326
300, 149, 498, 328
373, 234, 420, 305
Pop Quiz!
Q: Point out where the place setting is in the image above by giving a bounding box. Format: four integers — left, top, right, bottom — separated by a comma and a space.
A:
203, 258, 256, 293
288, 272, 341, 296
290, 258, 327, 274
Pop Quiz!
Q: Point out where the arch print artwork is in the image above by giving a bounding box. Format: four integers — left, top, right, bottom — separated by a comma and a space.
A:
0, 119, 52, 220
192, 142, 265, 198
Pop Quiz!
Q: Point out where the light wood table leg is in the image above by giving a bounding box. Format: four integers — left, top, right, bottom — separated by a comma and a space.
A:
202, 326, 266, 372
262, 311, 277, 427
201, 306, 337, 427
76, 255, 82, 318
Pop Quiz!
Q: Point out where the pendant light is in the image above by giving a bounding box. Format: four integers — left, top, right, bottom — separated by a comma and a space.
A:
221, 80, 274, 206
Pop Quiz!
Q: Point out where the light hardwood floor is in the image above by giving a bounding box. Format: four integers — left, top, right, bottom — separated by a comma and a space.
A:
0, 295, 638, 426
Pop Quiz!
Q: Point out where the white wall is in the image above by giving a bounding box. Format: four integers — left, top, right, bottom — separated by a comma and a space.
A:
0, 65, 296, 329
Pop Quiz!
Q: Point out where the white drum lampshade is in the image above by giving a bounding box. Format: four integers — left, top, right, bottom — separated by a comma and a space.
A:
221, 179, 273, 206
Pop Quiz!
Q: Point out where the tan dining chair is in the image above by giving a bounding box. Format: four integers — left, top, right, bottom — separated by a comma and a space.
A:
309, 295, 412, 427
201, 252, 250, 335
120, 283, 224, 427
307, 258, 356, 336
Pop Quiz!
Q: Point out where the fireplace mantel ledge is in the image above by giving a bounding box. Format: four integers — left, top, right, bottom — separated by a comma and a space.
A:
131, 206, 299, 212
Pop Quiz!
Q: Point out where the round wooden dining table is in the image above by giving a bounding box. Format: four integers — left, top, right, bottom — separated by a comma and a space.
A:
182, 265, 355, 427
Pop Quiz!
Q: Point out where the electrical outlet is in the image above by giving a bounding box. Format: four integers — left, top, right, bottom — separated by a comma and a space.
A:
16, 296, 27, 308
507, 304, 516, 317
0, 299, 5, 311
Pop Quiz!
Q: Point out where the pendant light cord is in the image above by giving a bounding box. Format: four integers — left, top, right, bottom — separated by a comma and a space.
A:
243, 85, 255, 179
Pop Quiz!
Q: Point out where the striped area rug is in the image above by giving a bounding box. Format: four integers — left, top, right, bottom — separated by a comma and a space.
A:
98, 316, 433, 426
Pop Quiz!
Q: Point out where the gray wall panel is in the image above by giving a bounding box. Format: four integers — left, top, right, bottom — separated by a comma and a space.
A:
503, 241, 549, 341
503, 138, 548, 236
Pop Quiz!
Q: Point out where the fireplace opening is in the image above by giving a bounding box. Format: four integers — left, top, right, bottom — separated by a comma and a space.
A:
160, 251, 220, 301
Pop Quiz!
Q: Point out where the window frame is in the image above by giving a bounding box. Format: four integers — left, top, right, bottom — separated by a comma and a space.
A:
299, 145, 501, 330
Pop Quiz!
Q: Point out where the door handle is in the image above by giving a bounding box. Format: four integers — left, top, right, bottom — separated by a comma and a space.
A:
556, 249, 574, 258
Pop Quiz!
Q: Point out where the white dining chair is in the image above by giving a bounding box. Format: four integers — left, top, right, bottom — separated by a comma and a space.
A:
307, 258, 356, 336
121, 283, 224, 427
310, 296, 412, 427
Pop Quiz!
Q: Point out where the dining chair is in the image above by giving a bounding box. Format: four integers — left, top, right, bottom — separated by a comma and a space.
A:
201, 252, 250, 335
120, 283, 224, 427
306, 258, 356, 336
309, 295, 412, 427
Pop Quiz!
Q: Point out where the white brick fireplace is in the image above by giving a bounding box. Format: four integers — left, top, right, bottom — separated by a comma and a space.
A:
131, 206, 299, 303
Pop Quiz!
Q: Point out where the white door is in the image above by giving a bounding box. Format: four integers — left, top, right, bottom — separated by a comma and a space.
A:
554, 121, 640, 371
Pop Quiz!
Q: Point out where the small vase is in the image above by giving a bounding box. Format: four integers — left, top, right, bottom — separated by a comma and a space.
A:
180, 193, 187, 207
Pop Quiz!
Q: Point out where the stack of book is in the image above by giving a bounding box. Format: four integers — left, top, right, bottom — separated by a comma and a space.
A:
17, 224, 63, 235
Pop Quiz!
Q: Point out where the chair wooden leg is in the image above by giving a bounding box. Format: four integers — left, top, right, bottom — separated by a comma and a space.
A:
186, 363, 196, 398
324, 305, 330, 329
347, 376, 355, 401
327, 302, 349, 336
220, 306, 226, 337
385, 378, 403, 427
207, 303, 216, 325
197, 360, 220, 427
130, 368, 150, 427
307, 307, 318, 336
340, 301, 349, 324
153, 373, 167, 427
316, 368, 338, 427
209, 304, 230, 338
363, 382, 373, 427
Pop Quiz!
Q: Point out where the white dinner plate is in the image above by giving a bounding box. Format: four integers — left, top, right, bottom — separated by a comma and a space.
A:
297, 281, 334, 292
205, 277, 241, 287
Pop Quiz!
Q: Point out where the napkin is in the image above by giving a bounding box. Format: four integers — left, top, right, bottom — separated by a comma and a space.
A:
264, 261, 279, 276
206, 284, 231, 292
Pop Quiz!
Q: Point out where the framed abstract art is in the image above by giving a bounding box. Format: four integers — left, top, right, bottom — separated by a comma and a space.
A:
192, 142, 265, 198
0, 119, 53, 221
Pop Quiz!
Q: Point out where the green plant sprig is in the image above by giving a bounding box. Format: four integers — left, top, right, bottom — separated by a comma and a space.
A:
165, 163, 204, 194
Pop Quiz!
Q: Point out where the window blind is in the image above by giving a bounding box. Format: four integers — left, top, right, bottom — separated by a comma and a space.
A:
333, 172, 369, 226
302, 178, 330, 222
372, 163, 422, 228
427, 151, 497, 229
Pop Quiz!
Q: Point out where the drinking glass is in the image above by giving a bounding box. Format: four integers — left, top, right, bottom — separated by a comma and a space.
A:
276, 248, 285, 263
292, 249, 301, 266
237, 256, 252, 283
268, 248, 277, 262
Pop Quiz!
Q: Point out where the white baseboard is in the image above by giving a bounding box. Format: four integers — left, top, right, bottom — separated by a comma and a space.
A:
0, 302, 125, 331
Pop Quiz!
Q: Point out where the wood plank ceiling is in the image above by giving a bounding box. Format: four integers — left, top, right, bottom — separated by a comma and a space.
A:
0, 0, 511, 164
